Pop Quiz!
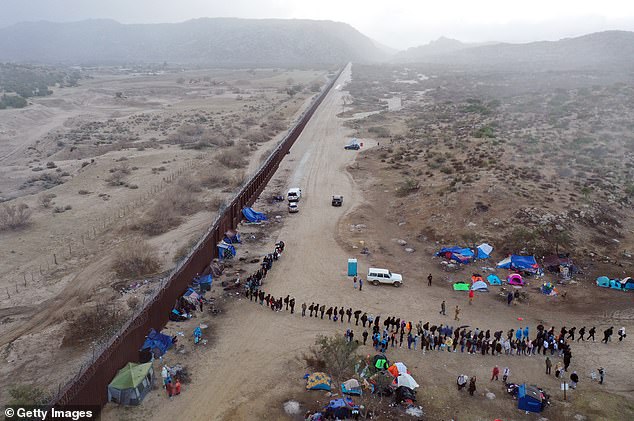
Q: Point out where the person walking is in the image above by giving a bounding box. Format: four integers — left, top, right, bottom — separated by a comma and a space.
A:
567, 327, 576, 341
469, 289, 475, 305
454, 305, 461, 322
326, 307, 333, 320
320, 305, 325, 319
588, 326, 596, 341
354, 310, 362, 325
289, 298, 295, 314
491, 366, 500, 381
439, 300, 446, 316
284, 295, 290, 311
602, 327, 613, 343
346, 308, 352, 323
359, 278, 363, 291
428, 273, 433, 286
308, 303, 315, 317
507, 291, 513, 306
353, 276, 358, 289
570, 371, 579, 389
301, 302, 307, 317
545, 357, 552, 375
502, 367, 510, 383
468, 376, 477, 396
362, 330, 368, 345
577, 326, 586, 341
598, 367, 605, 384
618, 326, 626, 341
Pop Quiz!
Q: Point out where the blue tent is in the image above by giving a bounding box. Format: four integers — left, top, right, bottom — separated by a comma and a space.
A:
436, 246, 474, 264
487, 274, 502, 285
217, 242, 236, 260
196, 274, 213, 292
497, 255, 538, 270
140, 329, 173, 358
517, 384, 543, 413
477, 243, 493, 259
242, 207, 267, 222
596, 276, 610, 288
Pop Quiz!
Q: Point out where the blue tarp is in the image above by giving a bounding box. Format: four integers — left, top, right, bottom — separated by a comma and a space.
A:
198, 274, 212, 286
497, 255, 538, 270
242, 207, 267, 222
223, 231, 242, 244
517, 384, 543, 413
477, 243, 493, 259
140, 329, 173, 357
436, 246, 474, 264
217, 242, 236, 260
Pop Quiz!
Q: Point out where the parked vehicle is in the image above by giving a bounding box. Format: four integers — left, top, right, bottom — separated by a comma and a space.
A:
287, 187, 302, 202
344, 143, 360, 150
332, 195, 343, 206
288, 202, 299, 213
367, 268, 403, 287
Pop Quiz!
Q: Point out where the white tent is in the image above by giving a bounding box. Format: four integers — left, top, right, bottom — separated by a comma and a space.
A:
397, 373, 419, 390
394, 362, 408, 375
342, 379, 360, 390
471, 280, 489, 291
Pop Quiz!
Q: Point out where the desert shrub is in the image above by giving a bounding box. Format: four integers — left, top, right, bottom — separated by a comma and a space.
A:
200, 173, 230, 189
303, 334, 360, 380
133, 201, 181, 236
106, 163, 131, 186
112, 238, 160, 278
7, 384, 48, 405
63, 303, 126, 346
245, 129, 270, 144
38, 192, 56, 208
177, 177, 203, 193
0, 203, 32, 230
368, 126, 390, 138
46, 161, 57, 168
395, 178, 419, 197
78, 189, 90, 195
217, 146, 249, 169
127, 295, 140, 310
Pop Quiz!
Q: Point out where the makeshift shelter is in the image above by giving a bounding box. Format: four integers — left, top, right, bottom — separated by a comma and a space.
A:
223, 230, 241, 244
394, 386, 417, 404
217, 241, 236, 260
596, 276, 611, 288
341, 379, 362, 395
242, 207, 267, 222
139, 329, 173, 362
196, 274, 213, 292
453, 282, 471, 291
543, 255, 573, 273
497, 255, 539, 272
620, 277, 634, 291
323, 398, 356, 419
306, 372, 332, 391
373, 354, 390, 371
396, 373, 420, 390
471, 280, 489, 292
436, 247, 474, 264
388, 362, 408, 377
508, 273, 524, 286
182, 288, 201, 307
108, 362, 154, 406
517, 384, 543, 413
477, 243, 493, 259
487, 274, 502, 285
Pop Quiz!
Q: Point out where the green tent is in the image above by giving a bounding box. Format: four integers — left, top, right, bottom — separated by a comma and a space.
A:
453, 282, 470, 291
108, 362, 154, 405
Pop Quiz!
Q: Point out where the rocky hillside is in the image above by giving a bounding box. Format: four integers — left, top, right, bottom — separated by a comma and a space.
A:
0, 18, 387, 66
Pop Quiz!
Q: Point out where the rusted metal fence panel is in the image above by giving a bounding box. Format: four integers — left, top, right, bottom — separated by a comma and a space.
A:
50, 66, 344, 408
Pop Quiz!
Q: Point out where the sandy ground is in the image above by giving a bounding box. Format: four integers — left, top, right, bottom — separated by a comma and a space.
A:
100, 63, 632, 420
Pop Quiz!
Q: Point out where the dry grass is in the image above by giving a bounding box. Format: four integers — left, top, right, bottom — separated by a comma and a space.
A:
0, 203, 32, 231
217, 144, 250, 168
63, 302, 127, 346
132, 184, 203, 236
112, 238, 161, 278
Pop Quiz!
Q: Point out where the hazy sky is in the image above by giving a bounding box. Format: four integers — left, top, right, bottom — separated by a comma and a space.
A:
2, 0, 634, 48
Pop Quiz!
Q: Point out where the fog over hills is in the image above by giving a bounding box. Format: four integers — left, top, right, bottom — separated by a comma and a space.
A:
0, 18, 387, 66
0, 18, 633, 71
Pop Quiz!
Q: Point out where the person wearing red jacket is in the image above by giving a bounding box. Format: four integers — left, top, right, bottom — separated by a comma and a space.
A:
491, 365, 500, 381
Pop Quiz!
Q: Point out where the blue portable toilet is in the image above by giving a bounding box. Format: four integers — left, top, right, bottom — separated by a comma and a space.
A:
347, 259, 358, 276
517, 384, 543, 413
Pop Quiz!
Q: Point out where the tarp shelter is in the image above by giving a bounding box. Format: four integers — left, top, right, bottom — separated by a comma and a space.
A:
477, 243, 493, 259
471, 280, 489, 292
341, 379, 362, 395
197, 274, 213, 292
223, 230, 241, 244
517, 384, 543, 413
306, 372, 332, 391
620, 277, 634, 291
108, 362, 154, 406
182, 288, 201, 306
508, 273, 524, 286
543, 255, 573, 272
497, 255, 539, 271
323, 398, 356, 419
453, 282, 471, 291
217, 241, 236, 260
487, 274, 502, 285
394, 386, 416, 404
139, 329, 173, 362
596, 276, 610, 288
242, 207, 267, 222
396, 373, 420, 390
436, 246, 474, 264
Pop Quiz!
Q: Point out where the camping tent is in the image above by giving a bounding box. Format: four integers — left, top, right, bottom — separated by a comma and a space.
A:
306, 372, 332, 391
341, 379, 362, 395
453, 282, 471, 291
620, 277, 634, 291
108, 362, 154, 406
471, 280, 489, 292
487, 274, 502, 285
596, 276, 610, 288
217, 241, 236, 260
388, 362, 408, 377
242, 207, 267, 222
508, 273, 524, 286
477, 243, 493, 259
139, 329, 173, 362
373, 354, 389, 370
517, 384, 543, 413
471, 274, 484, 283
396, 373, 420, 390
610, 279, 623, 290
497, 255, 539, 271
436, 247, 474, 264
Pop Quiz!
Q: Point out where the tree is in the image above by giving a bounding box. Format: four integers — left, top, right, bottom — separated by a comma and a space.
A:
304, 334, 360, 381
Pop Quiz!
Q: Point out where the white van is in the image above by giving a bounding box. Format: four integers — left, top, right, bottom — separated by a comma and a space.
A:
287, 187, 302, 202
367, 268, 403, 287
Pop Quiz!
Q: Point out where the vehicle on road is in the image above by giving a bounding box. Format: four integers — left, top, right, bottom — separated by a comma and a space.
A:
288, 202, 299, 213
332, 195, 343, 206
344, 143, 360, 150
367, 268, 403, 287
287, 187, 302, 202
